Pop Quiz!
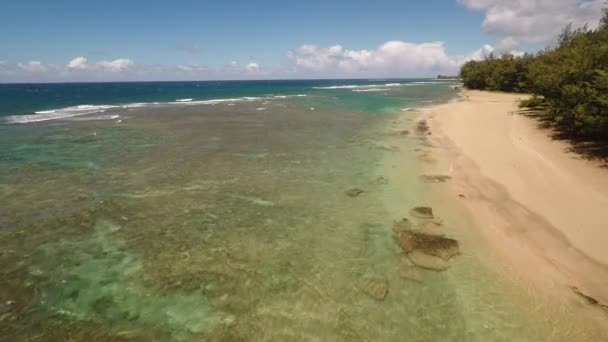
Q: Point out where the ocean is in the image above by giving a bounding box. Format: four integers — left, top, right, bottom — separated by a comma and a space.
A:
0, 79, 597, 341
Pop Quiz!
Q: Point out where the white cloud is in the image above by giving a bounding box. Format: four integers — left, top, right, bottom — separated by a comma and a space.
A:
97, 58, 134, 72
458, 0, 605, 49
464, 44, 495, 61
245, 62, 260, 72
176, 64, 208, 72
17, 61, 47, 73
65, 56, 134, 72
287, 41, 495, 77
67, 56, 89, 70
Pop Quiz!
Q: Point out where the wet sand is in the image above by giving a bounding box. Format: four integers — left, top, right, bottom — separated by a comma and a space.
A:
417, 89, 608, 331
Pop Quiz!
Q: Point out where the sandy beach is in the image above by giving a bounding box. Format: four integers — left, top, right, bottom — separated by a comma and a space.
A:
421, 89, 608, 324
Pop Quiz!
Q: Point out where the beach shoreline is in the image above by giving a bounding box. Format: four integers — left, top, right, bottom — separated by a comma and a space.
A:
413, 89, 608, 330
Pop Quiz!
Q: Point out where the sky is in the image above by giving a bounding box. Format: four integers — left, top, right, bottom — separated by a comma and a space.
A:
0, 0, 605, 82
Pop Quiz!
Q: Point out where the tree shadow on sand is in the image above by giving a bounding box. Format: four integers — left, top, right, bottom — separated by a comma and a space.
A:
518, 109, 608, 169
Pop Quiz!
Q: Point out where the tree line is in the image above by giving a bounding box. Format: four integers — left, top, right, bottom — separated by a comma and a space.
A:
459, 11, 608, 140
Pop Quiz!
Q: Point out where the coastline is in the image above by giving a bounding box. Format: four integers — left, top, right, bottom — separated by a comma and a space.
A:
414, 89, 608, 331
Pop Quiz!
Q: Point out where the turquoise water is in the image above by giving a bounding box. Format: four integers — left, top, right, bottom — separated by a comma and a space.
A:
0, 80, 603, 341
0, 79, 452, 120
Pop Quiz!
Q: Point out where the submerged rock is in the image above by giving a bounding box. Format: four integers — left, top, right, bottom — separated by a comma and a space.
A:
374, 177, 389, 185
410, 207, 434, 219
362, 278, 388, 300
408, 251, 450, 271
416, 120, 430, 134
419, 221, 444, 237
394, 229, 459, 261
345, 188, 365, 197
392, 218, 413, 232
419, 175, 451, 183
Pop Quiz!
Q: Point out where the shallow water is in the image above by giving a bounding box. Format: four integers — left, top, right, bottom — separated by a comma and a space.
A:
0, 82, 604, 341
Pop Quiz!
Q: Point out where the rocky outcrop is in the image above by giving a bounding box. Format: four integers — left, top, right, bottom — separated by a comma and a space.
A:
345, 188, 365, 197
393, 210, 461, 272
407, 251, 450, 271
362, 278, 388, 300
394, 229, 459, 261
409, 207, 434, 219
419, 175, 451, 183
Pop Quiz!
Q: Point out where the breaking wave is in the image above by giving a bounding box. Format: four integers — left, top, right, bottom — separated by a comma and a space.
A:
3, 94, 309, 124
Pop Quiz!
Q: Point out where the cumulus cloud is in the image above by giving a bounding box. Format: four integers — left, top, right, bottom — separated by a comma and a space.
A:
458, 0, 605, 49
286, 41, 494, 77
97, 58, 134, 72
245, 62, 260, 72
67, 56, 89, 70
66, 57, 134, 72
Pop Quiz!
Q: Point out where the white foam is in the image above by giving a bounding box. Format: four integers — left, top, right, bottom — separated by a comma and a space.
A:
256, 108, 266, 111
3, 94, 308, 124
5, 104, 118, 124
314, 83, 404, 90
352, 88, 390, 92
411, 81, 445, 85
313, 85, 361, 89
122, 103, 147, 108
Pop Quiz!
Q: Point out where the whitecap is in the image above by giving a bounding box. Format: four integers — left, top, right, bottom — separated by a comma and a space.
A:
4, 105, 117, 124
352, 88, 391, 92
4, 94, 303, 124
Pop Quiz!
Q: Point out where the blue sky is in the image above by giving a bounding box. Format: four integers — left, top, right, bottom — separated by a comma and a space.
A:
0, 0, 604, 82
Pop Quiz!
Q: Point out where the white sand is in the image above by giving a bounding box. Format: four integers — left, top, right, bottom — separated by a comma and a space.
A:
422, 90, 608, 316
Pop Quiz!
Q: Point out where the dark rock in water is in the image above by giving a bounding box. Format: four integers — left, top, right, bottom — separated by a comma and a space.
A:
419, 175, 451, 183
393, 221, 460, 261
410, 207, 434, 219
394, 229, 417, 253
400, 130, 410, 135
345, 188, 365, 197
362, 278, 388, 300
419, 221, 444, 237
459, 194, 466, 198
394, 226, 460, 261
408, 251, 450, 271
374, 177, 389, 185
392, 218, 413, 232
416, 120, 430, 134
